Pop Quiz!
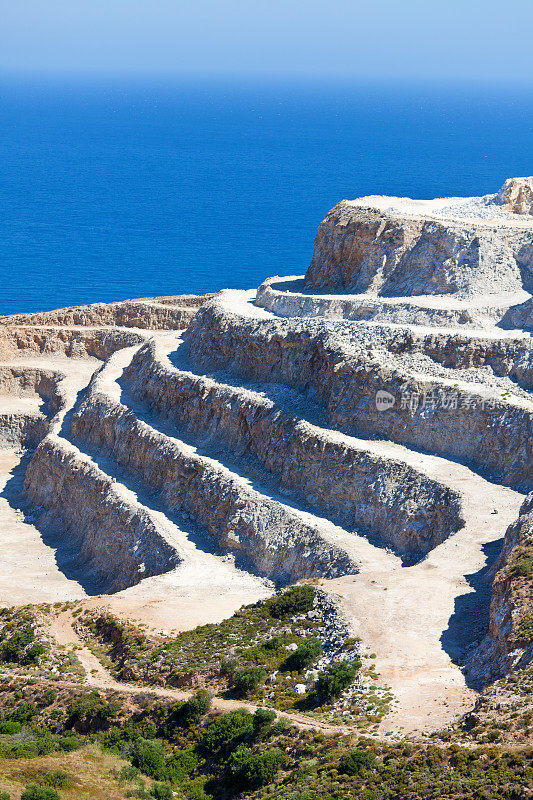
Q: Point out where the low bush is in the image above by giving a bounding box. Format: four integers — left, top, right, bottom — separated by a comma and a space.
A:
252, 708, 277, 739
220, 658, 237, 677
119, 764, 141, 782
178, 777, 211, 800
67, 691, 120, 732
263, 636, 284, 651
338, 747, 376, 775
35, 770, 71, 788
233, 666, 266, 697
0, 626, 35, 663
40, 689, 57, 707
511, 554, 533, 578
283, 637, 322, 672
0, 720, 22, 734
266, 586, 316, 619
166, 748, 201, 782
201, 710, 253, 754
57, 736, 80, 753
23, 643, 47, 664
130, 738, 167, 781
314, 660, 359, 700
21, 787, 60, 800
166, 689, 212, 730
151, 782, 173, 799
7, 703, 38, 724
225, 746, 286, 790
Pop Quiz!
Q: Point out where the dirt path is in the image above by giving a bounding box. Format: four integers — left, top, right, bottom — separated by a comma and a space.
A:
46, 611, 353, 735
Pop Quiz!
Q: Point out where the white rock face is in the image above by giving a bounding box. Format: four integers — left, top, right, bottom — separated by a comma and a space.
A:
124, 340, 463, 558
497, 177, 533, 215
305, 178, 533, 298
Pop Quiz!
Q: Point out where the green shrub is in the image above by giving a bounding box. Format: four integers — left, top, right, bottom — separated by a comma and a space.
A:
41, 689, 57, 707
283, 637, 322, 672
119, 764, 141, 781
233, 666, 266, 697
21, 787, 60, 800
38, 770, 71, 789
0, 791, 10, 800
220, 658, 237, 676
266, 585, 315, 619
126, 788, 151, 799
0, 720, 22, 734
314, 660, 358, 700
179, 777, 212, 800
141, 721, 157, 740
338, 748, 376, 775
23, 643, 46, 665
0, 626, 35, 663
225, 747, 286, 790
252, 708, 277, 739
32, 733, 57, 758
263, 636, 283, 651
5, 742, 39, 759
166, 748, 200, 782
269, 718, 289, 736
67, 691, 120, 731
164, 689, 211, 732
57, 736, 80, 753
131, 738, 167, 780
9, 702, 38, 724
511, 555, 533, 578
151, 782, 173, 800
201, 709, 253, 754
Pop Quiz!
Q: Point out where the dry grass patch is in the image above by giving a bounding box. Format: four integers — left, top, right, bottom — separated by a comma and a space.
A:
0, 743, 140, 800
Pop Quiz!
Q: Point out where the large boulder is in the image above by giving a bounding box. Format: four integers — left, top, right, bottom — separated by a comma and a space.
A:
497, 177, 533, 215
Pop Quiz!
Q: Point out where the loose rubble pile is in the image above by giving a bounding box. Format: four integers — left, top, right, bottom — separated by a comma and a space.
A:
306, 590, 386, 717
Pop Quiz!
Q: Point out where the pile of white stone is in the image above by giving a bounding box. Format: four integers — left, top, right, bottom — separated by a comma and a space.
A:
287, 589, 370, 705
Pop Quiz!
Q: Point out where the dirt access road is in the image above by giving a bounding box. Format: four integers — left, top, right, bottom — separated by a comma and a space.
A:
46, 610, 358, 736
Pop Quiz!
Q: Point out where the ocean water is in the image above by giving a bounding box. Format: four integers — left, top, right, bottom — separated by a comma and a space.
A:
0, 77, 532, 315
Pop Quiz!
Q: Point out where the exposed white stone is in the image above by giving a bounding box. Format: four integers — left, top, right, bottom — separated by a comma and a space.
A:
497, 176, 533, 215
305, 178, 533, 300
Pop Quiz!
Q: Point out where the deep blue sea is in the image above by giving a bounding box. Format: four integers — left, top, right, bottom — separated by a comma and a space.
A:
0, 77, 532, 315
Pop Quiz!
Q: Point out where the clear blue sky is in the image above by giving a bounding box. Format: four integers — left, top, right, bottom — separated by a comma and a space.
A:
1, 0, 532, 82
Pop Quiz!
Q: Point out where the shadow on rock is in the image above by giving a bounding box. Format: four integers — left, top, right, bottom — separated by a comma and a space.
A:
440, 538, 502, 688
0, 450, 101, 595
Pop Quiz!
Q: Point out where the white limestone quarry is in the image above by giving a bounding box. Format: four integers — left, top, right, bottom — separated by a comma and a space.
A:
0, 178, 532, 734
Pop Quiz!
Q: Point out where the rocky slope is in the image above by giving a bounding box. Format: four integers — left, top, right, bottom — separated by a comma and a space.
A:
24, 435, 182, 593
123, 340, 463, 557
305, 178, 533, 298
468, 493, 533, 683
0, 293, 213, 331
185, 293, 533, 489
